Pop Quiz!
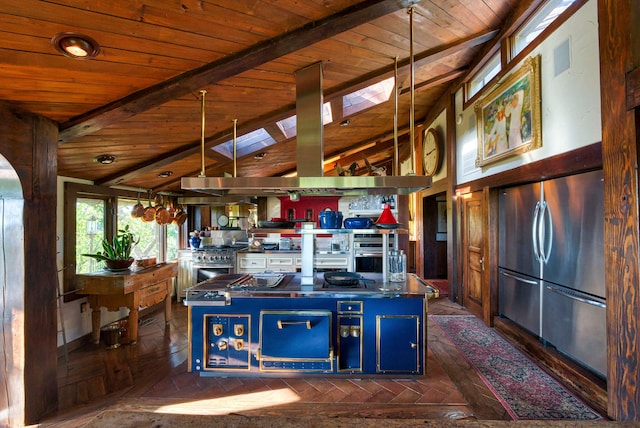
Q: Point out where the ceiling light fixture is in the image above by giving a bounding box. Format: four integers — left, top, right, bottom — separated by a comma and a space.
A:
158, 171, 173, 178
254, 152, 267, 160
340, 119, 350, 127
94, 154, 116, 165
52, 32, 101, 60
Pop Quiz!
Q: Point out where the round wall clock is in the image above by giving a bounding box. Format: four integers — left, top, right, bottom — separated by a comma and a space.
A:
423, 128, 441, 176
217, 214, 229, 227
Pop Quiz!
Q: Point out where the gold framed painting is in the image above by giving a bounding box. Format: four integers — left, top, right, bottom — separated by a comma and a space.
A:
474, 55, 541, 167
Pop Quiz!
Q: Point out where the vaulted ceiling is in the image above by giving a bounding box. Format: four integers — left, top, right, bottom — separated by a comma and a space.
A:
0, 0, 523, 195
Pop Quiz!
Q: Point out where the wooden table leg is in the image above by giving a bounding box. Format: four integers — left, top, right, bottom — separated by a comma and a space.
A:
91, 307, 101, 344
164, 293, 172, 325
128, 307, 139, 344
88, 295, 101, 344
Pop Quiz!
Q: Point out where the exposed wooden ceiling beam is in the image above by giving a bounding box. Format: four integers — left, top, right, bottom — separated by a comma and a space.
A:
58, 0, 421, 143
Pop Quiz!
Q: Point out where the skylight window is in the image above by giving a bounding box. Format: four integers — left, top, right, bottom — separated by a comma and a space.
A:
342, 77, 395, 117
275, 102, 334, 139
212, 128, 277, 159
511, 0, 577, 58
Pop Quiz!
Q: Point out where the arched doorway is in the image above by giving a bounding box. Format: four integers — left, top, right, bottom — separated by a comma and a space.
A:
0, 153, 26, 427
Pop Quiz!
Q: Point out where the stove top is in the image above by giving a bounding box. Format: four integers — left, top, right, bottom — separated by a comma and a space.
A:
322, 281, 369, 289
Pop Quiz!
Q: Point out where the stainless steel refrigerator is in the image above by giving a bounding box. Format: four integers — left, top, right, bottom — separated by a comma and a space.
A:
498, 169, 606, 378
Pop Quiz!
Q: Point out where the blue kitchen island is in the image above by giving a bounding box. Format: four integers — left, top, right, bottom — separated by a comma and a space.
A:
184, 272, 437, 377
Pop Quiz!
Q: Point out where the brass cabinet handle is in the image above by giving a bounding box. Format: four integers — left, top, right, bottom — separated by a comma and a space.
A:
277, 320, 311, 329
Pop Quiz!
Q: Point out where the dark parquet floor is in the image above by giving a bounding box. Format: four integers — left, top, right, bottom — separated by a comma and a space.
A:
35, 297, 536, 426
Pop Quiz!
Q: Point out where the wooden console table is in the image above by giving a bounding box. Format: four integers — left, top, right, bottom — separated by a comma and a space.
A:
76, 263, 178, 344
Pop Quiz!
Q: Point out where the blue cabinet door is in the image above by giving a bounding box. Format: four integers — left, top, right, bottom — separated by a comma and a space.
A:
376, 315, 420, 373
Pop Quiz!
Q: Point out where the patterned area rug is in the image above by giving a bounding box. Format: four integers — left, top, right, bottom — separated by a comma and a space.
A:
430, 315, 603, 421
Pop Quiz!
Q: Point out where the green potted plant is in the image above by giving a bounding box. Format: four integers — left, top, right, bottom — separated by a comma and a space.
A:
83, 225, 139, 271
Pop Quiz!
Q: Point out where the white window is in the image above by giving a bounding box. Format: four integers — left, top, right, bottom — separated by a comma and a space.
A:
118, 197, 181, 262
75, 197, 106, 274
467, 53, 501, 100
511, 0, 577, 58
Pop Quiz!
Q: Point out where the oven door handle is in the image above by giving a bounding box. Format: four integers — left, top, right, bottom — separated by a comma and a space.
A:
277, 320, 312, 329
355, 252, 382, 257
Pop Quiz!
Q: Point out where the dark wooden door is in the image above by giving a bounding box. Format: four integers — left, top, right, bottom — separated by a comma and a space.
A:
462, 191, 484, 319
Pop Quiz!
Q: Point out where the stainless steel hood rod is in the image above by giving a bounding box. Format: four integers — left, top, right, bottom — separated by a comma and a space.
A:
394, 56, 399, 176
408, 6, 416, 175
199, 90, 207, 178
232, 119, 238, 177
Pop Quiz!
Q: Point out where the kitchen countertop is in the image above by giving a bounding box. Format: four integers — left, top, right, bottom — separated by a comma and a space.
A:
238, 249, 354, 255
184, 272, 438, 306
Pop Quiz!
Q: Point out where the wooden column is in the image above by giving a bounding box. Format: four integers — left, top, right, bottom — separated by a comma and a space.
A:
0, 102, 58, 425
598, 0, 640, 420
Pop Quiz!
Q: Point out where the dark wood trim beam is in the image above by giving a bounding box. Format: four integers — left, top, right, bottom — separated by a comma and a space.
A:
599, 0, 640, 420
400, 69, 466, 95
58, 0, 421, 143
456, 142, 602, 193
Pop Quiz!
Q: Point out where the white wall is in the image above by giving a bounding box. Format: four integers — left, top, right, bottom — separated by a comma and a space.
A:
56, 176, 128, 346
455, 0, 601, 184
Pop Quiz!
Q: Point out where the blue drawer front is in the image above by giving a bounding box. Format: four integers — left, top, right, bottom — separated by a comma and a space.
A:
260, 310, 332, 360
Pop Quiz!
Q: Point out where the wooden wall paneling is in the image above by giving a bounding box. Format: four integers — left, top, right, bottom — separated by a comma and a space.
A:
598, 0, 640, 420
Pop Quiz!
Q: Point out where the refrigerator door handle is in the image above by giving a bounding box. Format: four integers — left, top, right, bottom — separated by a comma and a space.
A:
540, 200, 553, 264
532, 201, 541, 261
500, 270, 539, 285
545, 285, 606, 309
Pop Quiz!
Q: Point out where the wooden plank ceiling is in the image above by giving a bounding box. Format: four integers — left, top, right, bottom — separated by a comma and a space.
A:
0, 0, 519, 195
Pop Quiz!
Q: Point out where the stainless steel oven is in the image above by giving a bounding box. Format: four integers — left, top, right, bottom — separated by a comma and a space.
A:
192, 248, 236, 286
353, 234, 392, 273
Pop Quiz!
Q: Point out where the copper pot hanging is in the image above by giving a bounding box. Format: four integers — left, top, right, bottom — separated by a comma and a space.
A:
142, 191, 156, 222
174, 206, 188, 226
155, 195, 168, 225
131, 192, 144, 218
157, 196, 172, 225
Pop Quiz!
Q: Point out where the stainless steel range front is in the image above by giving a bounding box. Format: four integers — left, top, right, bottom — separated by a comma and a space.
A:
191, 247, 237, 286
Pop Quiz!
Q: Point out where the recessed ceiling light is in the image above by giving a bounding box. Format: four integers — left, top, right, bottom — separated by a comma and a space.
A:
158, 171, 173, 178
94, 154, 116, 164
52, 32, 101, 60
340, 119, 350, 127
254, 152, 267, 160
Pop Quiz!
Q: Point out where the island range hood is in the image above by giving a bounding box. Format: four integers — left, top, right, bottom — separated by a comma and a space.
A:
182, 62, 431, 197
